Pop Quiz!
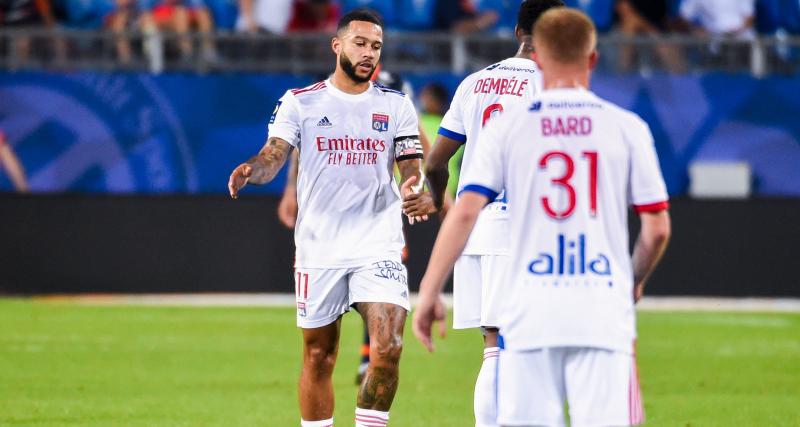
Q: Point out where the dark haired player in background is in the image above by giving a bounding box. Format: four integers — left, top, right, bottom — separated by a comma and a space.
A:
229, 9, 432, 427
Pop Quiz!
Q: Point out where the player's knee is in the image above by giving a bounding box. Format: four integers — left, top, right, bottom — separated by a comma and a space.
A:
371, 334, 403, 365
304, 344, 337, 374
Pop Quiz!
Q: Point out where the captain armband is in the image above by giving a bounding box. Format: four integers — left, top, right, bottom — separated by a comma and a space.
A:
394, 135, 424, 162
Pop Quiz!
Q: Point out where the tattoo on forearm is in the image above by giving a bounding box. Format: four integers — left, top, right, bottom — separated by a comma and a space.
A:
398, 159, 423, 191
247, 137, 292, 184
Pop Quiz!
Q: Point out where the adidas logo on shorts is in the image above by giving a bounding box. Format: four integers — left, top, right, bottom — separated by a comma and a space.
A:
317, 116, 333, 127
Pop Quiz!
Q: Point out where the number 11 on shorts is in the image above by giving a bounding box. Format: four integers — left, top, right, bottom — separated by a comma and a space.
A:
296, 272, 309, 300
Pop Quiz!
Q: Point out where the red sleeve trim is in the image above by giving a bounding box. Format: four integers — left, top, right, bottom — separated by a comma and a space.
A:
634, 201, 669, 213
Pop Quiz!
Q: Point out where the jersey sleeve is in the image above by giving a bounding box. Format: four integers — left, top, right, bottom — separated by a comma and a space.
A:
437, 80, 468, 144
627, 117, 669, 213
394, 96, 423, 161
267, 91, 301, 147
458, 110, 509, 202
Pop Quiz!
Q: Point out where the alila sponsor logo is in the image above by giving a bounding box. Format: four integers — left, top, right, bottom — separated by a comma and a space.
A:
528, 234, 611, 277
316, 135, 386, 166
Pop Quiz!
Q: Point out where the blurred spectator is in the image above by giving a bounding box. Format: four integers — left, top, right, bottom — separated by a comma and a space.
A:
419, 82, 448, 117
1, 0, 59, 64
471, 0, 517, 34
107, 0, 156, 64
287, 0, 339, 33
339, 0, 395, 29
615, 0, 684, 72
148, 0, 218, 59
434, 0, 498, 33
236, 0, 291, 33
0, 130, 29, 193
108, 0, 217, 64
0, 0, 57, 27
679, 0, 756, 39
564, 0, 614, 31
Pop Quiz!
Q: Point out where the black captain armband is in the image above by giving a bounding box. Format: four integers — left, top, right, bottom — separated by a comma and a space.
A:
394, 135, 424, 161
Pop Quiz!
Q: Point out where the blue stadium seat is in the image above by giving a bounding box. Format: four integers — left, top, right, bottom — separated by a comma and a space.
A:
58, 0, 115, 29
395, 0, 436, 30
564, 0, 614, 31
204, 0, 237, 30
339, 0, 397, 29
755, 0, 781, 33
779, 0, 800, 33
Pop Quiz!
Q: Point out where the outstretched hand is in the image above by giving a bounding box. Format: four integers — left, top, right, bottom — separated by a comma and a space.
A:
401, 176, 436, 225
412, 292, 448, 352
228, 164, 252, 199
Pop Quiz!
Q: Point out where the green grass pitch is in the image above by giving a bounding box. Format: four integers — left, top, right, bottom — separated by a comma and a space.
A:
1, 299, 799, 426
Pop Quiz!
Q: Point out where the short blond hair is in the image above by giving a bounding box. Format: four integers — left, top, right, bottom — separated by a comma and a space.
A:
533, 8, 597, 65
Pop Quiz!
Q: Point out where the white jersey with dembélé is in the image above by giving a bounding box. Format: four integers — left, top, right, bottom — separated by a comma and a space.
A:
268, 80, 422, 268
438, 57, 542, 255
461, 88, 669, 353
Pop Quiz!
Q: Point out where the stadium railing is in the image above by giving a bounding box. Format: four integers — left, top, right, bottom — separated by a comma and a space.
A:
1, 29, 799, 75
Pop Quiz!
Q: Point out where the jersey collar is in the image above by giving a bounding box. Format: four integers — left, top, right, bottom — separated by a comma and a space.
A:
325, 78, 374, 102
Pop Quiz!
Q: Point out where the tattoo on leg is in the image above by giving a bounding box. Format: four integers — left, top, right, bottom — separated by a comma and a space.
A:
356, 303, 406, 411
358, 365, 399, 409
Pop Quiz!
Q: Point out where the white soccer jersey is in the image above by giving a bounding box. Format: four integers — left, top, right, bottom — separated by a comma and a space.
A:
461, 88, 669, 353
268, 79, 422, 268
438, 57, 542, 255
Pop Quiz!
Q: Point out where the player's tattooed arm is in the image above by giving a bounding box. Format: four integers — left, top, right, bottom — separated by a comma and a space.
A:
228, 137, 293, 199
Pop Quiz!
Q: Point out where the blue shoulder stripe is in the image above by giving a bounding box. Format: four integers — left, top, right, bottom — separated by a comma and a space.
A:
461, 185, 499, 203
438, 127, 467, 144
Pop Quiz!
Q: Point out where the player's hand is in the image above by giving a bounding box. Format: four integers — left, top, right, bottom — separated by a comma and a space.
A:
400, 176, 433, 224
633, 282, 645, 303
228, 163, 252, 199
277, 190, 298, 229
412, 292, 447, 352
402, 190, 436, 221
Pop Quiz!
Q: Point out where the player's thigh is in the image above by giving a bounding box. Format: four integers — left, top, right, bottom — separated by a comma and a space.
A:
348, 258, 410, 311
453, 254, 482, 329
294, 267, 350, 329
497, 348, 567, 427
479, 253, 509, 329
564, 347, 643, 427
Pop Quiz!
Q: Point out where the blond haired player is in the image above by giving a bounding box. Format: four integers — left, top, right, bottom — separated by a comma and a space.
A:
408, 2, 564, 426
414, 8, 671, 426
229, 9, 432, 427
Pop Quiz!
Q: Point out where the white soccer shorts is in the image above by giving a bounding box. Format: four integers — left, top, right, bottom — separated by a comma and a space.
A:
452, 254, 507, 329
294, 258, 411, 328
497, 347, 645, 427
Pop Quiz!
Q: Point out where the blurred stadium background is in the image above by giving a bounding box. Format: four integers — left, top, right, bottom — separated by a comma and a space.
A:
1, 0, 799, 425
